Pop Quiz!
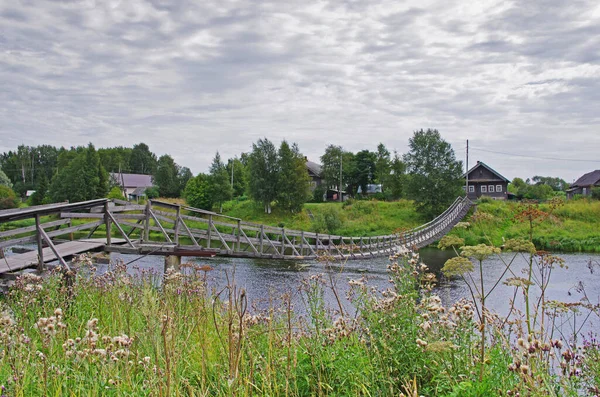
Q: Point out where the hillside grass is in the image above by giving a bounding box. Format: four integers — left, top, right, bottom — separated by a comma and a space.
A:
448, 198, 600, 252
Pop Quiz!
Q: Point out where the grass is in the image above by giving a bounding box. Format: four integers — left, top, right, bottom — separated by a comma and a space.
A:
449, 198, 600, 252
1, 248, 599, 396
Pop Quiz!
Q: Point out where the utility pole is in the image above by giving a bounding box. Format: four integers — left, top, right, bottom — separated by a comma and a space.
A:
465, 139, 469, 197
231, 159, 234, 192
339, 154, 343, 202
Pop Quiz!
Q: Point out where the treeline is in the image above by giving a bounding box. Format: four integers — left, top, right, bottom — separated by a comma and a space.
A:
0, 143, 192, 208
508, 176, 570, 200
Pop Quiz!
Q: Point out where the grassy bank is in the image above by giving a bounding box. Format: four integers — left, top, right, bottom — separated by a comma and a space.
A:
1, 248, 599, 395
448, 198, 600, 252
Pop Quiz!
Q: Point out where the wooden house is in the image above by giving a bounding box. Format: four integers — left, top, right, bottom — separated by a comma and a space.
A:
566, 170, 600, 199
464, 161, 510, 200
109, 173, 153, 200
306, 160, 323, 191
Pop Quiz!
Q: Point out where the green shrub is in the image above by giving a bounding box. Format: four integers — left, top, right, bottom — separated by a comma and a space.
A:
0, 185, 19, 209
311, 185, 326, 203
145, 186, 160, 199
107, 186, 126, 200
311, 205, 344, 233
592, 187, 600, 200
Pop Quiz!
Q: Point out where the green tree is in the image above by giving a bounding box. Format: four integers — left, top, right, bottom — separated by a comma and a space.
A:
130, 143, 157, 175
387, 151, 406, 200
247, 138, 278, 213
107, 186, 126, 200
0, 185, 19, 210
0, 168, 12, 188
226, 157, 247, 198
99, 147, 132, 173
404, 129, 463, 219
178, 167, 193, 195
184, 173, 213, 210
277, 141, 310, 212
531, 176, 568, 192
208, 152, 232, 213
374, 143, 391, 191
153, 155, 180, 197
320, 145, 354, 195
351, 150, 377, 196
49, 144, 108, 202
29, 175, 49, 206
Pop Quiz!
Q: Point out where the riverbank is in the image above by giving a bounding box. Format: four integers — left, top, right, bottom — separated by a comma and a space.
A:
218, 197, 600, 253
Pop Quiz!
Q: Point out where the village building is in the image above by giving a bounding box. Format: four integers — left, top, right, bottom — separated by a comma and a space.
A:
109, 172, 153, 201
566, 170, 600, 199
464, 161, 510, 200
306, 160, 323, 191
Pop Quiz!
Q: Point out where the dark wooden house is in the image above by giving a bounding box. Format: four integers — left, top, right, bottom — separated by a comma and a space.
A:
566, 170, 600, 199
306, 160, 323, 191
464, 161, 510, 200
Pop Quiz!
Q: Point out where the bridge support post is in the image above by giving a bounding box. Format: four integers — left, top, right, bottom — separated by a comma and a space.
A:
207, 215, 212, 249
104, 202, 112, 246
35, 214, 44, 272
143, 201, 151, 242
174, 206, 181, 246
165, 255, 181, 272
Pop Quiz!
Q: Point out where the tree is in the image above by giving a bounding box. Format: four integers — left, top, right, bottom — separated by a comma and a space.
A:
247, 138, 278, 213
320, 145, 354, 194
226, 157, 247, 198
374, 143, 391, 191
351, 150, 377, 196
130, 143, 157, 175
29, 175, 49, 206
184, 173, 213, 210
531, 176, 568, 192
153, 155, 180, 197
49, 144, 108, 202
208, 152, 232, 212
387, 151, 406, 200
277, 141, 310, 212
178, 167, 193, 194
404, 129, 463, 219
0, 168, 11, 188
0, 186, 19, 210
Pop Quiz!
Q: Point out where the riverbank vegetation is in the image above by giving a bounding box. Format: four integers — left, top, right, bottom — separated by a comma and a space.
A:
1, 241, 599, 395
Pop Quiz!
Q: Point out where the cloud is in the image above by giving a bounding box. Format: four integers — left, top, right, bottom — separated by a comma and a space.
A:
1, 0, 599, 182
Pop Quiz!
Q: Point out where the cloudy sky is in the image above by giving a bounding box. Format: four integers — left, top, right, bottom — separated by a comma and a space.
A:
1, 0, 599, 182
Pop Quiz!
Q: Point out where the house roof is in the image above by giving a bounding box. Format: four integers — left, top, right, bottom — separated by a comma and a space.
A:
571, 170, 600, 188
129, 187, 148, 196
306, 160, 322, 177
463, 161, 509, 183
110, 173, 153, 188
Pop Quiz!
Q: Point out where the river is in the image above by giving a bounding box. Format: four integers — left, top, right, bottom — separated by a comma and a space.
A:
105, 248, 600, 338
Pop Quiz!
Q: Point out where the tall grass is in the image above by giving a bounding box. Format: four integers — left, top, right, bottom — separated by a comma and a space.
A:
2, 245, 599, 395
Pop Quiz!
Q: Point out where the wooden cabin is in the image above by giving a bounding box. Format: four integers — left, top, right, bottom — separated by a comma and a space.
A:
464, 161, 509, 200
566, 170, 600, 199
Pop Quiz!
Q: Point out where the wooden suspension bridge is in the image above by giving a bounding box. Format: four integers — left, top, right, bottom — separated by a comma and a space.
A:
0, 196, 472, 276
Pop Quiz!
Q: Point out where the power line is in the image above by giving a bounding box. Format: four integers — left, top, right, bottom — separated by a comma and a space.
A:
470, 146, 600, 163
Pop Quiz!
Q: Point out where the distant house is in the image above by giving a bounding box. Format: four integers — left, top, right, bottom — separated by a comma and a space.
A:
357, 184, 382, 195
464, 161, 510, 200
566, 170, 600, 199
110, 173, 153, 201
306, 160, 323, 191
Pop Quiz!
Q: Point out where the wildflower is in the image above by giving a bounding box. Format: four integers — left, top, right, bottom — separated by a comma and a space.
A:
504, 239, 536, 254
438, 235, 465, 250
87, 318, 98, 330
460, 244, 501, 261
416, 338, 428, 347
504, 277, 534, 288
441, 257, 473, 277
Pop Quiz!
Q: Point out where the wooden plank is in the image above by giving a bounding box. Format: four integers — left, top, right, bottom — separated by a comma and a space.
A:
1, 240, 106, 274
0, 219, 71, 238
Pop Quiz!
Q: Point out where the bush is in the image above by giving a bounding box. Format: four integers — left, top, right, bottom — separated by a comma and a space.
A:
0, 185, 19, 209
145, 186, 160, 199
311, 185, 326, 203
592, 187, 600, 200
311, 205, 344, 234
107, 186, 126, 200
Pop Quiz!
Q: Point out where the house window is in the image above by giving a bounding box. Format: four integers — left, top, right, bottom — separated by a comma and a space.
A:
481, 185, 487, 193
469, 185, 474, 193
496, 185, 502, 192
488, 185, 494, 192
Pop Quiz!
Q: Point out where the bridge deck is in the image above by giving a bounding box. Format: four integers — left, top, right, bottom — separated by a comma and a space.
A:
1, 239, 123, 274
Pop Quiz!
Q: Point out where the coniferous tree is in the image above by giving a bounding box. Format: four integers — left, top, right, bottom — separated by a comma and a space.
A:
374, 143, 391, 191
